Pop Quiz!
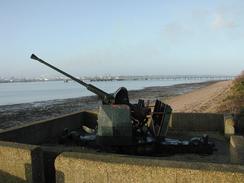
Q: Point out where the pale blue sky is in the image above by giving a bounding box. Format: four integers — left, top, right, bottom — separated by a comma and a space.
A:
0, 0, 244, 78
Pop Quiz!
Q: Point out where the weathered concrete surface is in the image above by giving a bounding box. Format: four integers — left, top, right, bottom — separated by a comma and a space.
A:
0, 111, 97, 183
171, 113, 224, 132
224, 114, 235, 136
0, 141, 45, 183
230, 135, 244, 164
0, 111, 97, 145
55, 152, 244, 183
0, 112, 82, 145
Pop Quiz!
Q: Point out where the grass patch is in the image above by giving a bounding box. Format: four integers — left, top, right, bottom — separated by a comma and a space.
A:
221, 71, 244, 113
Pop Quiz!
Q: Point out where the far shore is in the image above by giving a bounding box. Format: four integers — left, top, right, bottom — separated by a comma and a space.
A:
0, 80, 222, 129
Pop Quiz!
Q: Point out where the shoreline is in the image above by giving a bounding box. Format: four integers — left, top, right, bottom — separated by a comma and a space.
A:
0, 81, 218, 129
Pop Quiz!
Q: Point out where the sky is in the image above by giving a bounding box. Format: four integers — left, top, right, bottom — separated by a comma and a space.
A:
0, 0, 244, 78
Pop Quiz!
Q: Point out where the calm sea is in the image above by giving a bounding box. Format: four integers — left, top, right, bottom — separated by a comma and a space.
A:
0, 79, 217, 106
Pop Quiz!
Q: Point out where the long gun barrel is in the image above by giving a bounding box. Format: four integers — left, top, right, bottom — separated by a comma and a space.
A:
30, 54, 115, 104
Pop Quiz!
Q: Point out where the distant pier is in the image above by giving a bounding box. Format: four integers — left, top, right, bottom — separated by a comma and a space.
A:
89, 75, 235, 82
0, 75, 235, 83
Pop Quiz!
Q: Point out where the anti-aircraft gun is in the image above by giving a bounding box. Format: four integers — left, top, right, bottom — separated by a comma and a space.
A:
31, 54, 215, 155
30, 54, 154, 143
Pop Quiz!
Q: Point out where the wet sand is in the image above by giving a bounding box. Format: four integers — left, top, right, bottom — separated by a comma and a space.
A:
0, 81, 217, 129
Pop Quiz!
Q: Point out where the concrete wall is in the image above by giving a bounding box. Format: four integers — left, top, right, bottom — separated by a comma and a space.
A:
55, 152, 244, 183
0, 111, 97, 183
230, 135, 244, 164
0, 141, 45, 183
0, 111, 97, 145
0, 112, 236, 183
237, 114, 244, 133
171, 113, 224, 132
0, 112, 224, 146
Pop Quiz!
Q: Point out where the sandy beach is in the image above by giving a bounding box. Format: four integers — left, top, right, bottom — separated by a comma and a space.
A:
166, 80, 232, 113
0, 80, 229, 129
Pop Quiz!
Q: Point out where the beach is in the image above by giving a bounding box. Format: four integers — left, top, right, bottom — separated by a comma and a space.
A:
0, 80, 229, 129
167, 80, 232, 113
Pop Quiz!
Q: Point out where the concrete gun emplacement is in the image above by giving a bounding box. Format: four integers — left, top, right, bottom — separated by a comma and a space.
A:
31, 54, 216, 155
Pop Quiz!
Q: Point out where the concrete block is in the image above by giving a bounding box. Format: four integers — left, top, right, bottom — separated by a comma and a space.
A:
230, 135, 244, 164
55, 152, 244, 183
0, 141, 45, 183
224, 114, 235, 136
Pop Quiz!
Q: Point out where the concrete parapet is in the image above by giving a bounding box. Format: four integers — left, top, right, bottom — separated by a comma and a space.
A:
230, 135, 244, 164
171, 113, 224, 132
0, 112, 225, 146
55, 152, 244, 183
0, 141, 45, 183
0, 111, 94, 145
